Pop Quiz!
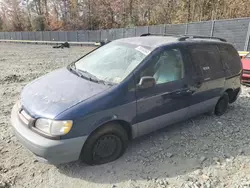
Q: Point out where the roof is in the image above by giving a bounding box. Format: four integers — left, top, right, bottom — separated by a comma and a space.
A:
116, 36, 179, 49
116, 35, 227, 50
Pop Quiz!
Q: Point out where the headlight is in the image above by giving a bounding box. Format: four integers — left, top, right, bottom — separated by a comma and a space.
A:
35, 118, 73, 136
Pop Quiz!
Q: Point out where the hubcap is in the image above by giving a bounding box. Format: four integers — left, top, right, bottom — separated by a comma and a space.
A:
93, 135, 120, 161
219, 98, 227, 112
217, 97, 228, 115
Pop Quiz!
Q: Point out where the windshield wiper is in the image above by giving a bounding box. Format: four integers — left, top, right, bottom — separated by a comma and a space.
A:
80, 70, 115, 86
68, 63, 114, 86
96, 79, 115, 86
68, 63, 91, 80
68, 62, 77, 72
78, 70, 99, 82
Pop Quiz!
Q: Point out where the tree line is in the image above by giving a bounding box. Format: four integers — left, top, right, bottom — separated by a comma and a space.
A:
0, 0, 250, 32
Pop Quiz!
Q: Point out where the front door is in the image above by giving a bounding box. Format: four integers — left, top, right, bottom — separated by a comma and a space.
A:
135, 46, 192, 137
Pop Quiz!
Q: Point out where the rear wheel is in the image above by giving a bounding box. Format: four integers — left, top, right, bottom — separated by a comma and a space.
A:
80, 122, 128, 165
214, 92, 229, 116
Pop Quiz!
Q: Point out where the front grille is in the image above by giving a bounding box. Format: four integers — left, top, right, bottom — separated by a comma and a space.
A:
243, 70, 250, 74
17, 108, 35, 127
19, 110, 29, 125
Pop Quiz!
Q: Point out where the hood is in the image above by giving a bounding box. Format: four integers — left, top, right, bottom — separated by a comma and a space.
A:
242, 59, 250, 70
21, 68, 110, 119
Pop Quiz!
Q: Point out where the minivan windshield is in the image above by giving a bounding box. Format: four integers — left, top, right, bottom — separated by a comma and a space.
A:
74, 42, 149, 84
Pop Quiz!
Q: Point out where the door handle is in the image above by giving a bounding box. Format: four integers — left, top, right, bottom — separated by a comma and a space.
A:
162, 92, 170, 100
196, 81, 202, 88
185, 89, 195, 95
180, 89, 194, 96
171, 88, 194, 98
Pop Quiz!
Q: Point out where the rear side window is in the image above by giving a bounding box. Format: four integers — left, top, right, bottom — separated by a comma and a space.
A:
218, 45, 242, 75
189, 44, 223, 79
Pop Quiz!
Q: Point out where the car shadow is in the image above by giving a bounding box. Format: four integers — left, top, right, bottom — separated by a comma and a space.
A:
57, 97, 250, 184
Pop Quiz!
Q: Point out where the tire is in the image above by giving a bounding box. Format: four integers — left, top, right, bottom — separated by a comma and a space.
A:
80, 122, 128, 165
214, 92, 229, 116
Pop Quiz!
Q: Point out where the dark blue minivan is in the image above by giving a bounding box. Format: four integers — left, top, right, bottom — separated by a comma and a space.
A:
11, 34, 242, 165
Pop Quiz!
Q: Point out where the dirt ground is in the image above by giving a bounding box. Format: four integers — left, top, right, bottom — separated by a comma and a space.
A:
1, 43, 250, 188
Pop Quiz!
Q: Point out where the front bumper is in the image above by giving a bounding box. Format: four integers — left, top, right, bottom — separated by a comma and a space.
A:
11, 103, 88, 164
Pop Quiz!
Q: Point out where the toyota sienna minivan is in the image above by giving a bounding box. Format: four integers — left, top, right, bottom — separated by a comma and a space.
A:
11, 34, 242, 165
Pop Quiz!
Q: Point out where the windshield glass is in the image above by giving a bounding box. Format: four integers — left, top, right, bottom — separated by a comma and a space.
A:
245, 53, 250, 59
75, 42, 149, 84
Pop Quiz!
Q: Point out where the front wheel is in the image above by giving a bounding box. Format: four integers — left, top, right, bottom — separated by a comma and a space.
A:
80, 122, 128, 165
214, 92, 229, 116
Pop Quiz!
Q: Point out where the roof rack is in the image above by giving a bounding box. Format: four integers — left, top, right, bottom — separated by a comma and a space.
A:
178, 35, 227, 42
140, 33, 181, 37
140, 33, 227, 42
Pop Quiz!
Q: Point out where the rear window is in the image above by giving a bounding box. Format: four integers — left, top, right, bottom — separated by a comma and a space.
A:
189, 44, 223, 79
218, 44, 242, 75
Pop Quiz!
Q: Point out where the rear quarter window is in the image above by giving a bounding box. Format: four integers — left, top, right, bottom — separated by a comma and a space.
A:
188, 44, 224, 79
218, 44, 242, 76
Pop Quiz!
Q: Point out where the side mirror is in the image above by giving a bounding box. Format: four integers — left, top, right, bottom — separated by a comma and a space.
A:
137, 76, 156, 89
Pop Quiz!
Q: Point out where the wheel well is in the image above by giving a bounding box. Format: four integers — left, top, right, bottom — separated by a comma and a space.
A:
116, 120, 132, 140
91, 120, 132, 140
225, 89, 234, 103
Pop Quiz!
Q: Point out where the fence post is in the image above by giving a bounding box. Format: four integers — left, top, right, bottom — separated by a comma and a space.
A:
41, 31, 44, 41
122, 28, 125, 39
185, 23, 188, 35
76, 31, 78, 42
244, 21, 250, 51
210, 20, 215, 37
65, 32, 68, 41
48, 31, 51, 41
100, 30, 103, 41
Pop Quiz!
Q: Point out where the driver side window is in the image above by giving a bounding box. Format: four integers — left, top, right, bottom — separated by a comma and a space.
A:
139, 48, 185, 85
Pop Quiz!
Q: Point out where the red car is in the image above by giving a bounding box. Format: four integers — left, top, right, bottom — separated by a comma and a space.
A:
242, 52, 250, 85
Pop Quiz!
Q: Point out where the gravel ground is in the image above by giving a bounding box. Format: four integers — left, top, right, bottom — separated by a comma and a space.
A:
1, 43, 250, 188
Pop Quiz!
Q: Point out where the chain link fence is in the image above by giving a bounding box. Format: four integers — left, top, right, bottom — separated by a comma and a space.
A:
0, 18, 250, 51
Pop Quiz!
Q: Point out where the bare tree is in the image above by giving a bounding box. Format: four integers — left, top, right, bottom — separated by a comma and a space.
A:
0, 0, 250, 31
